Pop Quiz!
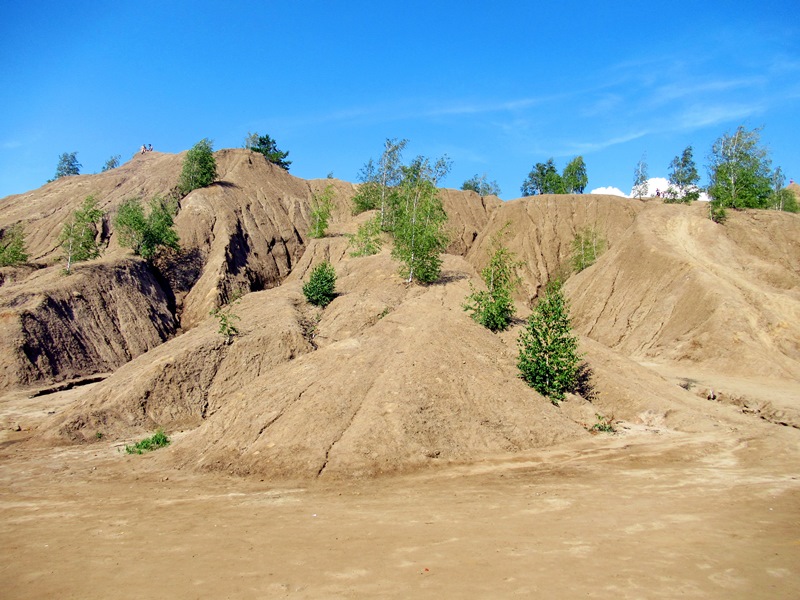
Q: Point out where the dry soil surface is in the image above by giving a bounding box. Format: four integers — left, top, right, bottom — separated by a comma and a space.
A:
1, 390, 798, 599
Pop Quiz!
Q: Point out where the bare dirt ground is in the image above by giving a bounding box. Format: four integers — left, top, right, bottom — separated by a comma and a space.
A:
1, 386, 798, 599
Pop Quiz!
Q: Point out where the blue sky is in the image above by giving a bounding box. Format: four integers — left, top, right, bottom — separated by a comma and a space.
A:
1, 1, 798, 200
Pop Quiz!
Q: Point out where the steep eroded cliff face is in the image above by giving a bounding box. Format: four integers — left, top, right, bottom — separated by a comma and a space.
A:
0, 258, 175, 390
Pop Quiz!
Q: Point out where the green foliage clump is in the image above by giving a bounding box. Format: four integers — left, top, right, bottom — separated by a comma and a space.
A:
521, 156, 587, 196
570, 226, 607, 273
178, 138, 218, 195
521, 158, 564, 196
391, 156, 450, 284
707, 125, 772, 210
768, 167, 799, 213
347, 216, 383, 257
210, 296, 241, 343
102, 155, 121, 172
770, 189, 799, 213
463, 228, 521, 332
308, 185, 335, 238
517, 280, 582, 404
708, 201, 728, 224
351, 138, 407, 223
665, 146, 701, 203
590, 414, 616, 433
60, 195, 103, 273
54, 151, 81, 179
114, 196, 180, 260
125, 429, 170, 454
461, 173, 501, 197
245, 132, 291, 170
561, 156, 588, 193
303, 261, 337, 307
0, 224, 28, 266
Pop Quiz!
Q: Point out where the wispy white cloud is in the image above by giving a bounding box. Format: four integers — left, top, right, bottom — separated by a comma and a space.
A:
650, 77, 766, 105
675, 102, 765, 130
558, 130, 651, 155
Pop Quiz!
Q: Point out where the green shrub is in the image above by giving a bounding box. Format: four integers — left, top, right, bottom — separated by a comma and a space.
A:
210, 296, 241, 343
303, 261, 337, 307
125, 429, 170, 454
0, 224, 28, 266
517, 280, 582, 404
178, 138, 217, 195
463, 231, 521, 332
571, 226, 607, 273
347, 216, 383, 257
590, 414, 616, 433
708, 200, 728, 224
60, 195, 103, 273
114, 196, 180, 260
309, 185, 335, 238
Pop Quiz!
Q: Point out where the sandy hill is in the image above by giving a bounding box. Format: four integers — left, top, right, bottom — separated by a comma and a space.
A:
2, 149, 799, 478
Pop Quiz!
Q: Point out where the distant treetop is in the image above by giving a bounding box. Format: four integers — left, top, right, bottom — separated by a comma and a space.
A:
54, 152, 81, 179
244, 132, 291, 171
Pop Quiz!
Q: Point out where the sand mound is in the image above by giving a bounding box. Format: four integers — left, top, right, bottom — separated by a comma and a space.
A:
0, 150, 495, 391
566, 202, 800, 378
2, 150, 798, 479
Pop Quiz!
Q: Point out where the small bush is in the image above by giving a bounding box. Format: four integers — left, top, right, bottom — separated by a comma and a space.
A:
303, 261, 337, 307
210, 296, 241, 343
708, 200, 727, 224
308, 185, 335, 238
571, 226, 606, 273
0, 224, 28, 266
517, 279, 582, 404
178, 138, 218, 195
347, 216, 383, 257
590, 414, 616, 433
60, 195, 103, 273
114, 196, 180, 260
125, 429, 170, 454
463, 230, 521, 332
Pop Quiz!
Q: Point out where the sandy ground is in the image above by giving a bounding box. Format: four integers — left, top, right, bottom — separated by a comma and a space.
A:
1, 389, 798, 599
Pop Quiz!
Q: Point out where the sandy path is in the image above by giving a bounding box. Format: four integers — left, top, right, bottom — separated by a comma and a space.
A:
1, 426, 798, 599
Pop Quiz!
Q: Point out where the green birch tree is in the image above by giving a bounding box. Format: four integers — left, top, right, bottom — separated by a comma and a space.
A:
391, 155, 450, 284
60, 196, 103, 273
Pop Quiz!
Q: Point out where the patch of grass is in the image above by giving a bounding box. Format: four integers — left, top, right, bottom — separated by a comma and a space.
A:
590, 414, 616, 433
125, 429, 170, 454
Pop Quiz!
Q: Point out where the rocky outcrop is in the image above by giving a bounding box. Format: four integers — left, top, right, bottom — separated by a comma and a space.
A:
0, 258, 175, 390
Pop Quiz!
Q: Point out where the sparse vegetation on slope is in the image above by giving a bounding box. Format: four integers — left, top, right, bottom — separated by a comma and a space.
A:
0, 224, 27, 266
308, 184, 335, 239
125, 429, 170, 454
